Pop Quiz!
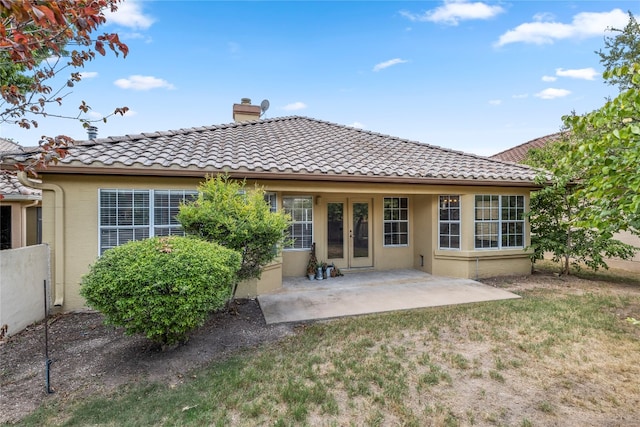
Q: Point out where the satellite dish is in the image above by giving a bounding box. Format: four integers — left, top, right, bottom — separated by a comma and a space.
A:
260, 99, 270, 116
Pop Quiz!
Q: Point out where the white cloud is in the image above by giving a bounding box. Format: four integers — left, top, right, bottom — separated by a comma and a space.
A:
373, 58, 408, 72
496, 9, 629, 46
512, 93, 529, 99
80, 72, 98, 79
282, 102, 307, 111
556, 67, 599, 80
535, 88, 571, 99
114, 75, 175, 91
400, 1, 504, 26
488, 99, 502, 106
542, 75, 557, 82
349, 122, 365, 129
105, 0, 154, 30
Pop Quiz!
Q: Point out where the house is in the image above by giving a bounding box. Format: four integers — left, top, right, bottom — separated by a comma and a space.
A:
14, 99, 543, 312
0, 139, 41, 250
490, 133, 640, 273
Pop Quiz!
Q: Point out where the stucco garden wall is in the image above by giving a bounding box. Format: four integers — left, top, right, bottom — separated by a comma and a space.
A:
0, 244, 50, 337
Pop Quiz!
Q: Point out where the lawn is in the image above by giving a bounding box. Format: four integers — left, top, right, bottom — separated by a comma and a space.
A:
11, 266, 640, 426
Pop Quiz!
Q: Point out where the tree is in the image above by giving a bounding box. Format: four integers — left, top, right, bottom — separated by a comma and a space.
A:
177, 175, 291, 287
526, 11, 640, 273
0, 0, 129, 178
80, 236, 241, 347
563, 64, 640, 235
597, 11, 640, 91
524, 133, 637, 275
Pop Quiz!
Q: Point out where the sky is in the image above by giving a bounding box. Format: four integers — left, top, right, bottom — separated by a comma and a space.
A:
1, 0, 638, 156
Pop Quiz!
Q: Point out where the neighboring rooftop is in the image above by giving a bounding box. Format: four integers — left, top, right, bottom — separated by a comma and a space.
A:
0, 139, 41, 199
46, 116, 542, 186
490, 132, 566, 164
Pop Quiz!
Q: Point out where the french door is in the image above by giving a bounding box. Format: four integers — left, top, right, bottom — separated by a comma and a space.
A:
326, 199, 372, 268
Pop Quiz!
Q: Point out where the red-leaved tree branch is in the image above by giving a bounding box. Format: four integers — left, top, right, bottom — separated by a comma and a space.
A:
0, 0, 129, 182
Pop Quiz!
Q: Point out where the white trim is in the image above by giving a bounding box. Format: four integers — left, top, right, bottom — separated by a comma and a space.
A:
282, 195, 313, 250
383, 196, 409, 247
474, 194, 525, 250
438, 194, 461, 250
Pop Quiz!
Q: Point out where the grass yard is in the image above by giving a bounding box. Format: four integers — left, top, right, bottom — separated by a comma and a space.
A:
11, 267, 640, 426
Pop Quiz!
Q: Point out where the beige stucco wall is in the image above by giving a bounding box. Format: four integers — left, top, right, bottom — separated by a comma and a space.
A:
25, 207, 39, 245
603, 232, 640, 273
36, 174, 535, 311
0, 244, 50, 337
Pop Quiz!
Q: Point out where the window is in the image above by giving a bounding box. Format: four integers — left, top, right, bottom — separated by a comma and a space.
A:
99, 189, 197, 255
439, 195, 460, 249
153, 190, 198, 236
383, 197, 408, 246
282, 196, 312, 249
264, 192, 277, 213
474, 195, 525, 249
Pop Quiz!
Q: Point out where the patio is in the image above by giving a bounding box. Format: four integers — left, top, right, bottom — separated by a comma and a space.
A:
257, 269, 521, 324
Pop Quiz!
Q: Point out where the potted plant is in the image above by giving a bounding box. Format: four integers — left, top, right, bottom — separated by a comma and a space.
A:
306, 242, 318, 280
316, 261, 324, 280
306, 262, 316, 280
326, 262, 334, 278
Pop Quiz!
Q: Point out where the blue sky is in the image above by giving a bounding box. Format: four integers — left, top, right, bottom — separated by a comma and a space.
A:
2, 0, 638, 156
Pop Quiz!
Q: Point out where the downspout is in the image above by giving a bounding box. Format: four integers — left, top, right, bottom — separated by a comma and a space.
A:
17, 172, 65, 307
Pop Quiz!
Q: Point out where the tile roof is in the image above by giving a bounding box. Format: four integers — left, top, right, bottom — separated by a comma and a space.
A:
50, 116, 541, 185
0, 139, 41, 199
0, 173, 41, 199
490, 132, 566, 164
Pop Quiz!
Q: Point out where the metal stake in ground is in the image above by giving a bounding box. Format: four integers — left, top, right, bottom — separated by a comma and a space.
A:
44, 280, 53, 394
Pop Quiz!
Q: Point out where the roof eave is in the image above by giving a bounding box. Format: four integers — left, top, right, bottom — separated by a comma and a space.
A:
38, 165, 542, 188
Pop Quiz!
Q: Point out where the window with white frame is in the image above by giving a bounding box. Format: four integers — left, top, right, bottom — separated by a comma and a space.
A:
282, 196, 312, 249
439, 195, 460, 249
383, 197, 408, 246
264, 192, 277, 213
99, 189, 197, 255
474, 195, 525, 249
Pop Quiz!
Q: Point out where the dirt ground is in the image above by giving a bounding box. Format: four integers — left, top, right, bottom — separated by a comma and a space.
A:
0, 299, 295, 424
1, 270, 639, 424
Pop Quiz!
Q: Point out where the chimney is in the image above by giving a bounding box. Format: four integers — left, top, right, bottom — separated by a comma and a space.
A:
87, 126, 98, 140
232, 98, 261, 122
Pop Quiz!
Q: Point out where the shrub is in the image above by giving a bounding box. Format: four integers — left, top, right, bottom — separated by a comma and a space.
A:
80, 236, 241, 346
177, 174, 290, 282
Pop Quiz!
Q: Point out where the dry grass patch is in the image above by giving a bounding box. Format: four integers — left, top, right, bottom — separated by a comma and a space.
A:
14, 268, 640, 426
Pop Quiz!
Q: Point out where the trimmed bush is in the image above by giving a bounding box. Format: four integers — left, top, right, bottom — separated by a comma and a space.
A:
80, 236, 241, 346
177, 174, 290, 282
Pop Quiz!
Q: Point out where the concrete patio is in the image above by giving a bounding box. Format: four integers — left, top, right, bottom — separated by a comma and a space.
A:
257, 269, 521, 324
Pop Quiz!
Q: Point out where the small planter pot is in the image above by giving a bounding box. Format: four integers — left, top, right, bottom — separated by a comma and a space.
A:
307, 273, 315, 280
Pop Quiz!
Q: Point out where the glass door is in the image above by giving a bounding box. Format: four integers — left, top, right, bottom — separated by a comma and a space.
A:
327, 202, 345, 260
350, 200, 372, 268
327, 199, 373, 268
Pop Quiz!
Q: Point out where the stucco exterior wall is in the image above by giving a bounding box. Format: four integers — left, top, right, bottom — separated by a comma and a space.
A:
25, 207, 39, 246
37, 174, 535, 311
604, 232, 640, 273
412, 195, 434, 273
